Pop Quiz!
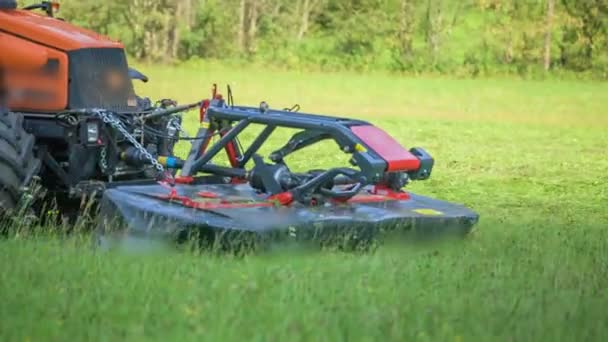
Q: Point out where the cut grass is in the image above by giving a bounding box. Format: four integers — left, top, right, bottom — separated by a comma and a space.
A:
1, 64, 607, 341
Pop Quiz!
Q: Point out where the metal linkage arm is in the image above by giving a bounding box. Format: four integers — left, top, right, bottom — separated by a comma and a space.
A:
269, 130, 331, 163
186, 119, 250, 174
187, 103, 388, 181
181, 100, 430, 197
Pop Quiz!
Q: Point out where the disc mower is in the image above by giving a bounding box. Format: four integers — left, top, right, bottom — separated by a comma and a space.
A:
0, 1, 478, 249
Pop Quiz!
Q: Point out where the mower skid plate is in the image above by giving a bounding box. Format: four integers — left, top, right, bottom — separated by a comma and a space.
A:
97, 182, 479, 248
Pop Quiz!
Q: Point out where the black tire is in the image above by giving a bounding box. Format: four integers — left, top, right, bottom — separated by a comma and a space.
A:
0, 111, 41, 214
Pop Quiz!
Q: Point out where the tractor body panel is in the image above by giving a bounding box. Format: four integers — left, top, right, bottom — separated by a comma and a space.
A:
0, 9, 123, 51
0, 10, 136, 112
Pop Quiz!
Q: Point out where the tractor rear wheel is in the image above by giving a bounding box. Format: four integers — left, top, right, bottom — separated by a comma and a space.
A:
0, 111, 41, 215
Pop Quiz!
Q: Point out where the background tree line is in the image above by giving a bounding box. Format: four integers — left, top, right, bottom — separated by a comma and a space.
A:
23, 0, 608, 78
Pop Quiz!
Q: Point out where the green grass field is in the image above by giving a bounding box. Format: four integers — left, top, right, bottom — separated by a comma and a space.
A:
1, 64, 607, 341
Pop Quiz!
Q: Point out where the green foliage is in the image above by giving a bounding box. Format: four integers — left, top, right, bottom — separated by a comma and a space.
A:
560, 0, 608, 74
178, 0, 239, 59
10, 0, 608, 81
2, 65, 608, 341
15, 0, 608, 77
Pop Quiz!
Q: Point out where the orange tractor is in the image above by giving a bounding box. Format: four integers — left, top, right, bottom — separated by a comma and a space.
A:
0, 1, 192, 214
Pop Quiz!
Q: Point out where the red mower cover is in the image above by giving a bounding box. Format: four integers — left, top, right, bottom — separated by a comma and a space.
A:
351, 125, 421, 172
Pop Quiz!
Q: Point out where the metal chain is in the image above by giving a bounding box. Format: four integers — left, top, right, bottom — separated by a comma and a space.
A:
100, 146, 108, 170
94, 110, 165, 173
170, 118, 189, 138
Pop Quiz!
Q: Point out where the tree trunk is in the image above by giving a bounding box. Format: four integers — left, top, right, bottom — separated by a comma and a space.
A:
185, 0, 194, 29
426, 0, 443, 63
543, 0, 555, 71
398, 0, 415, 58
169, 0, 183, 59
297, 0, 310, 40
238, 0, 246, 51
246, 0, 259, 54
505, 36, 513, 64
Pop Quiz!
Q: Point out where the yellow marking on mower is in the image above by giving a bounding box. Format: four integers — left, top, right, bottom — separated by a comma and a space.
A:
413, 208, 444, 216
193, 197, 221, 204
354, 143, 367, 153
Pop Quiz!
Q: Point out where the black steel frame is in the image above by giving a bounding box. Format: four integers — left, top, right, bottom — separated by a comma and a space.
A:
181, 99, 391, 186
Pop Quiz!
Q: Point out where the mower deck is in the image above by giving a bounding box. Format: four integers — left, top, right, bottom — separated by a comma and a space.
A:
98, 179, 479, 248
93, 90, 479, 250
